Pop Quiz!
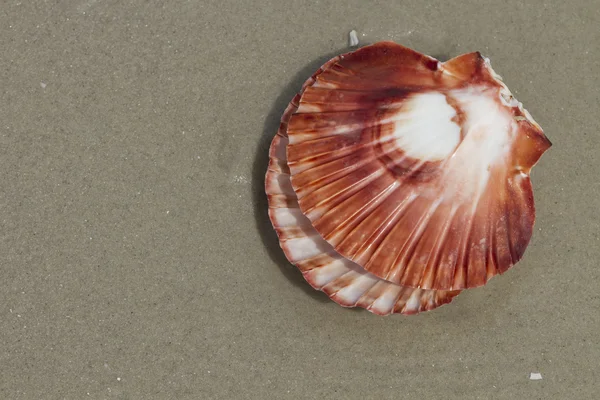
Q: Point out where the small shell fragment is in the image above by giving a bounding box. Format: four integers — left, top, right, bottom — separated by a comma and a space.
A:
264, 41, 551, 314
349, 30, 359, 47
529, 372, 543, 380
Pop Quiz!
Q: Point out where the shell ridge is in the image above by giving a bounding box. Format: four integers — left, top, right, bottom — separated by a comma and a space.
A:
465, 169, 492, 287
392, 288, 419, 313
361, 193, 419, 278
488, 210, 500, 279
326, 180, 401, 255
290, 120, 418, 168
389, 288, 418, 314
299, 165, 385, 219
504, 187, 516, 267
292, 149, 374, 188
303, 262, 349, 288
295, 251, 346, 273
374, 200, 423, 282
367, 285, 405, 315
391, 197, 443, 286
331, 180, 400, 243
286, 110, 381, 144
321, 270, 361, 296
451, 178, 487, 288
288, 136, 368, 163
352, 190, 417, 265
454, 211, 474, 289
420, 204, 459, 288
329, 274, 381, 307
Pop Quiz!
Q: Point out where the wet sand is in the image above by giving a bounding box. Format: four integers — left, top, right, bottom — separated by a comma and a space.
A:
0, 1, 597, 399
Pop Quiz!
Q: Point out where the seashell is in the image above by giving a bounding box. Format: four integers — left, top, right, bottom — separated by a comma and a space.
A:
266, 93, 461, 315
265, 41, 550, 313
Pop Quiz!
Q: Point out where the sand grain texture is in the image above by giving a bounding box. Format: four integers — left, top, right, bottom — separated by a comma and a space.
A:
0, 1, 596, 399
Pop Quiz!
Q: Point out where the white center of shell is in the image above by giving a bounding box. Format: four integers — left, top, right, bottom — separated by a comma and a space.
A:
391, 92, 461, 162
441, 87, 515, 200
386, 87, 516, 202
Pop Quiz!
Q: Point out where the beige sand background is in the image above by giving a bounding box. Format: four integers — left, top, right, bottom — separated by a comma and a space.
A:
0, 1, 597, 399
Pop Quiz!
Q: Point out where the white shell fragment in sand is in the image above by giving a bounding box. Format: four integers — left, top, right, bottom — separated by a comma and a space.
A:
529, 372, 543, 380
349, 30, 359, 47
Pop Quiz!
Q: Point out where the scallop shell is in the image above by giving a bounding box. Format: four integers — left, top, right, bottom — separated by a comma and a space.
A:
266, 93, 461, 315
286, 41, 551, 292
265, 41, 550, 313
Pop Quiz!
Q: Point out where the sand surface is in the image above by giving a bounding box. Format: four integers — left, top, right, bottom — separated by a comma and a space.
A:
0, 1, 597, 399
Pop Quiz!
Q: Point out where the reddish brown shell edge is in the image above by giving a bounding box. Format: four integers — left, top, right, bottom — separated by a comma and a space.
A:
286, 41, 551, 291
264, 52, 461, 315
